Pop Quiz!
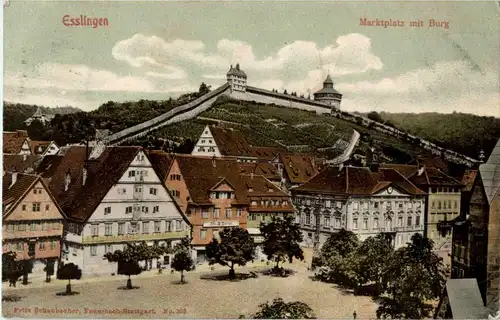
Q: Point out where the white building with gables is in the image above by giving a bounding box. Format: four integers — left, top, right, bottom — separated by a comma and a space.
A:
291, 165, 426, 249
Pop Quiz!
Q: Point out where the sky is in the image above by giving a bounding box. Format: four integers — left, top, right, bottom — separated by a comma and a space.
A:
3, 1, 499, 116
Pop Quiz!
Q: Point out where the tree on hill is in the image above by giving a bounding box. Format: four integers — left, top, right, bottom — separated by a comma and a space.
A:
199, 82, 212, 96
56, 262, 82, 295
2, 252, 23, 287
367, 111, 383, 123
206, 227, 255, 279
171, 237, 194, 284
377, 233, 446, 319
260, 215, 304, 274
253, 298, 316, 319
27, 120, 47, 141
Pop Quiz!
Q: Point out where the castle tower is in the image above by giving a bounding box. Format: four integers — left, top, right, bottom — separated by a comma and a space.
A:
313, 74, 342, 110
226, 63, 247, 92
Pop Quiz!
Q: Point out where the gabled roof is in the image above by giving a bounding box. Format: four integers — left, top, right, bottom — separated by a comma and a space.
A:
444, 279, 488, 319
380, 164, 462, 187
293, 166, 426, 196
3, 172, 38, 215
28, 140, 55, 155
226, 64, 247, 78
3, 154, 43, 173
237, 162, 281, 181
3, 131, 29, 154
479, 138, 500, 204
209, 125, 254, 157
148, 150, 175, 182
279, 153, 320, 184
251, 146, 286, 160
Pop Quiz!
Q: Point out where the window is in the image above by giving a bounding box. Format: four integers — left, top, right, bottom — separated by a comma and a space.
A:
416, 216, 421, 226
135, 186, 142, 193
200, 229, 207, 239
210, 192, 216, 199
51, 240, 57, 250
154, 221, 161, 233
454, 200, 458, 209
22, 204, 26, 211
142, 206, 149, 214
104, 207, 111, 215
201, 139, 206, 144
176, 221, 182, 231
142, 222, 149, 234
325, 200, 331, 208
32, 203, 41, 212
363, 219, 368, 230
236, 209, 242, 217
125, 206, 132, 214
213, 208, 220, 218
150, 188, 157, 195
398, 217, 403, 227
30, 223, 36, 231
448, 200, 452, 209
438, 201, 442, 209
432, 201, 436, 209
128, 170, 135, 177
364, 202, 369, 210
118, 223, 125, 235
171, 190, 180, 197
407, 216, 412, 226
153, 206, 159, 213
18, 223, 27, 231
91, 224, 99, 236
90, 246, 97, 256
352, 218, 358, 229
251, 200, 257, 206
374, 202, 379, 209
39, 241, 46, 250
373, 218, 379, 229
398, 202, 403, 209
105, 245, 113, 254
353, 202, 359, 210
225, 209, 231, 218
129, 223, 138, 234
105, 223, 112, 236
166, 221, 172, 232
202, 210, 209, 218
386, 219, 392, 229
324, 216, 330, 227
16, 243, 23, 251
335, 218, 341, 228
408, 202, 413, 209
306, 213, 311, 225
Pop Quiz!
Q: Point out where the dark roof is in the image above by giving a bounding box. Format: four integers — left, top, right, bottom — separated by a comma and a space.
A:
314, 75, 341, 95
3, 154, 43, 173
293, 166, 426, 196
3, 131, 28, 154
209, 125, 254, 157
174, 155, 288, 206
251, 146, 286, 160
226, 64, 247, 78
279, 153, 320, 184
148, 150, 175, 182
3, 172, 38, 215
409, 157, 449, 173
380, 164, 462, 187
324, 74, 333, 84
237, 162, 281, 181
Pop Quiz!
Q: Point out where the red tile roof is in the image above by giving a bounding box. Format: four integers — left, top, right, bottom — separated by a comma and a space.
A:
148, 150, 175, 182
3, 131, 28, 154
237, 162, 281, 181
293, 166, 426, 196
279, 153, 320, 184
380, 164, 462, 187
251, 146, 286, 160
2, 173, 38, 213
209, 125, 254, 157
3, 154, 43, 173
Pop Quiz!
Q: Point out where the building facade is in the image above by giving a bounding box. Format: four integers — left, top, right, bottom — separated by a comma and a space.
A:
2, 172, 65, 273
292, 166, 426, 249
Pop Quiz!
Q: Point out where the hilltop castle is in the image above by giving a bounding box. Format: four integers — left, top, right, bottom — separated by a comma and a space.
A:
226, 63, 342, 112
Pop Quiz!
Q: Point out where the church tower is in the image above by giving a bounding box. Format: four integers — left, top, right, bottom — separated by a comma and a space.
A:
226, 63, 247, 92
313, 74, 342, 110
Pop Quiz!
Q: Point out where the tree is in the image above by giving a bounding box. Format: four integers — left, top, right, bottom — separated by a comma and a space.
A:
199, 82, 212, 96
43, 259, 55, 283
171, 237, 194, 283
2, 252, 23, 287
377, 233, 446, 319
350, 234, 393, 294
205, 227, 255, 279
253, 298, 316, 319
367, 111, 383, 123
316, 228, 359, 266
283, 89, 288, 95
103, 242, 167, 289
260, 215, 304, 272
56, 263, 82, 295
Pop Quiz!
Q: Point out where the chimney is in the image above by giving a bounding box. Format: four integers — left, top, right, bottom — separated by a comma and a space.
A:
22, 154, 27, 161
212, 155, 216, 168
64, 169, 71, 191
10, 172, 18, 188
417, 165, 425, 176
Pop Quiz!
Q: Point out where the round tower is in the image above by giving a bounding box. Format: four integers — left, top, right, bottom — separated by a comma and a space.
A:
313, 74, 342, 110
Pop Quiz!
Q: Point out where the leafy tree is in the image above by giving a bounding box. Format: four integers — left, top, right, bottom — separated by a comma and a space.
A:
171, 237, 194, 283
260, 215, 304, 272
56, 263, 82, 295
206, 227, 255, 279
316, 228, 359, 266
2, 252, 23, 287
350, 234, 393, 294
43, 259, 55, 283
199, 82, 212, 96
367, 111, 383, 123
283, 89, 288, 95
377, 233, 446, 319
253, 298, 316, 319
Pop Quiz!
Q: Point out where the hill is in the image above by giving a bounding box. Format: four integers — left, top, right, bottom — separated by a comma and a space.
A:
378, 112, 500, 159
2, 102, 81, 131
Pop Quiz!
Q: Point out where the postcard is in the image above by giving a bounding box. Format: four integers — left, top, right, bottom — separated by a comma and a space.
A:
2, 1, 499, 319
